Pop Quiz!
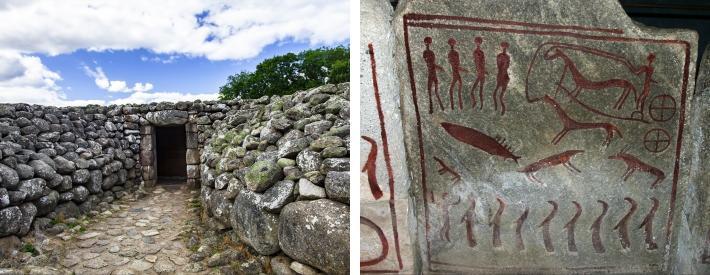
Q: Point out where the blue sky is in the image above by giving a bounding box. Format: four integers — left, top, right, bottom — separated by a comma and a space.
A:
0, 1, 349, 106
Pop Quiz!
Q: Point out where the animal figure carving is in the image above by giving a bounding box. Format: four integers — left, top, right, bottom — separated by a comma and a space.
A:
544, 95, 622, 146
518, 150, 584, 185
544, 47, 638, 110
608, 147, 665, 189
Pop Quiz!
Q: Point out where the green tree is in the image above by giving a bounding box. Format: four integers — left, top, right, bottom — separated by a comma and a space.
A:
219, 46, 349, 100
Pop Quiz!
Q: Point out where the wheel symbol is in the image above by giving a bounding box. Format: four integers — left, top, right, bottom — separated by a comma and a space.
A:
643, 128, 671, 153
648, 95, 676, 122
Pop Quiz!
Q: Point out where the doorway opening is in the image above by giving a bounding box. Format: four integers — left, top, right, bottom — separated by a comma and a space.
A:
155, 126, 187, 184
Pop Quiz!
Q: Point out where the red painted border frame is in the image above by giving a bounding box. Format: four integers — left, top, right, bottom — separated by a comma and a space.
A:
401, 12, 691, 272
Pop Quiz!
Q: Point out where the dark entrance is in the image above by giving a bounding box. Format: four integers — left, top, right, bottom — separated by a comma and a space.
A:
155, 126, 187, 181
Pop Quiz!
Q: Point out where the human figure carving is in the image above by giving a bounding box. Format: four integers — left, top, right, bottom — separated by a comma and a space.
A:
470, 37, 486, 109
543, 96, 622, 146
493, 42, 511, 115
423, 37, 445, 114
439, 193, 460, 242
543, 47, 638, 110
447, 38, 467, 110
634, 53, 656, 111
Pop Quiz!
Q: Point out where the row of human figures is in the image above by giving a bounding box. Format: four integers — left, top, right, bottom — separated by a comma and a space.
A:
423, 36, 510, 115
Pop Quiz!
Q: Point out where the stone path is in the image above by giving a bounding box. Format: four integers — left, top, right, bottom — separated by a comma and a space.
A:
56, 184, 199, 275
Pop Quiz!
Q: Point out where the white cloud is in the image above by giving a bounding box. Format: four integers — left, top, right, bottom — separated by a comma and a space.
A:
0, 51, 102, 106
82, 66, 154, 93
108, 91, 218, 105
0, 0, 349, 61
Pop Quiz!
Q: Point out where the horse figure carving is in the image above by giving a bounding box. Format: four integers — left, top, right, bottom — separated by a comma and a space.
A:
544, 47, 638, 110
543, 96, 622, 146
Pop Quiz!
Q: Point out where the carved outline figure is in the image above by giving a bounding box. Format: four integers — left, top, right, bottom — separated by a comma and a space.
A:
638, 197, 659, 250
360, 216, 389, 267
543, 47, 638, 110
439, 193, 460, 242
515, 207, 530, 251
539, 200, 558, 253
544, 95, 622, 146
433, 156, 461, 184
361, 136, 384, 200
591, 200, 609, 253
460, 198, 477, 248
518, 149, 584, 185
564, 201, 583, 252
634, 53, 657, 112
614, 197, 638, 249
470, 36, 486, 110
648, 94, 676, 122
491, 197, 506, 248
423, 37, 446, 114
608, 146, 665, 189
447, 38, 468, 110
493, 42, 511, 115
440, 122, 520, 163
643, 128, 671, 153
525, 42, 657, 124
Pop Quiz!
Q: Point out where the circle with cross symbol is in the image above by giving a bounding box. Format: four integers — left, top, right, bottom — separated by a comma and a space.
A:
643, 128, 671, 153
648, 94, 676, 122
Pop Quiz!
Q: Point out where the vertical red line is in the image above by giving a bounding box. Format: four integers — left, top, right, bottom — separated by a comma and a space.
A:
667, 42, 690, 241
368, 42, 403, 269
402, 14, 432, 269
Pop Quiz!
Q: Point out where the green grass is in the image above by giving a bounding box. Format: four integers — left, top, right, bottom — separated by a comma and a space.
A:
20, 243, 39, 256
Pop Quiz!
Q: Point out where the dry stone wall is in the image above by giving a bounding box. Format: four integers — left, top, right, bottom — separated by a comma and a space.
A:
0, 83, 351, 274
199, 83, 350, 274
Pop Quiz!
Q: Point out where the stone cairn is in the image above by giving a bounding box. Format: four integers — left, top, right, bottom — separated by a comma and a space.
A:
199, 83, 350, 274
0, 83, 350, 274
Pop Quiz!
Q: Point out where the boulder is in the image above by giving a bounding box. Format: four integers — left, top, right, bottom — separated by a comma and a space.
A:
324, 171, 349, 204
230, 189, 280, 255
18, 202, 37, 235
35, 191, 58, 216
297, 178, 326, 200
54, 156, 76, 174
0, 207, 22, 237
244, 161, 283, 192
18, 178, 46, 201
71, 186, 89, 203
296, 150, 321, 173
72, 169, 90, 184
279, 199, 349, 274
278, 138, 310, 159
260, 180, 295, 213
29, 160, 56, 180
0, 164, 19, 189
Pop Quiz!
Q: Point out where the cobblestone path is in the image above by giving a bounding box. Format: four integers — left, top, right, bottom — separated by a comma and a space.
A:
56, 184, 200, 275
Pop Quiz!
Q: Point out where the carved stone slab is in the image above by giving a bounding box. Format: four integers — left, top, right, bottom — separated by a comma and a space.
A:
393, 0, 697, 273
360, 0, 414, 273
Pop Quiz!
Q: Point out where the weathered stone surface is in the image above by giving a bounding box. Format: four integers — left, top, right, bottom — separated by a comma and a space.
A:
296, 150, 321, 173
324, 171, 348, 204
244, 160, 283, 192
260, 180, 295, 213
17, 178, 46, 201
279, 199, 349, 274
0, 207, 21, 236
145, 110, 188, 126
0, 164, 19, 189
389, 0, 698, 273
230, 189, 280, 255
297, 178, 325, 200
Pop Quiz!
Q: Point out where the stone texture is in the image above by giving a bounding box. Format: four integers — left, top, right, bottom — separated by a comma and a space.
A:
145, 110, 188, 126
244, 160, 284, 192
279, 199, 349, 274
230, 189, 280, 255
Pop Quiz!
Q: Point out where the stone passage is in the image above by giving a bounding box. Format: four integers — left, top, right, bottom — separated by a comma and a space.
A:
56, 185, 192, 274
155, 126, 187, 180
0, 83, 350, 274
